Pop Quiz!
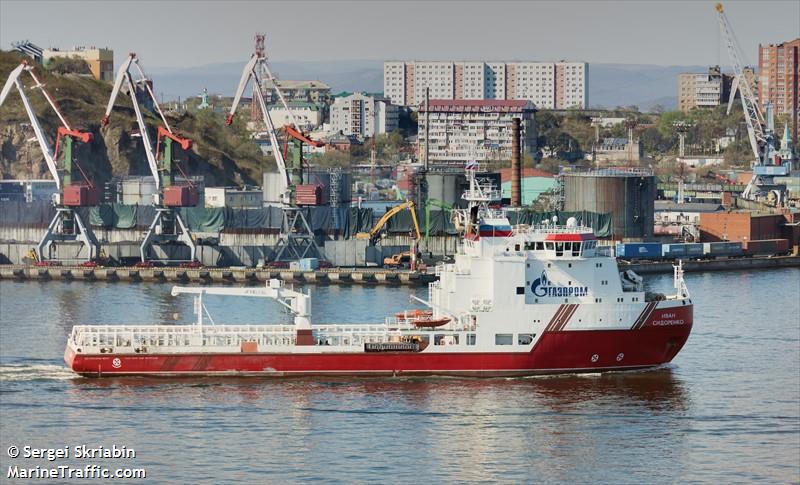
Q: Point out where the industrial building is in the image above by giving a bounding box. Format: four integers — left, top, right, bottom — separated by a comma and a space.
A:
699, 211, 799, 252
561, 168, 656, 240
677, 66, 733, 112
592, 137, 644, 163
205, 187, 263, 209
0, 180, 57, 203
498, 167, 556, 206
42, 46, 114, 81
417, 99, 537, 163
384, 61, 588, 109
115, 176, 204, 206
262, 170, 352, 209
758, 38, 800, 115
329, 93, 399, 139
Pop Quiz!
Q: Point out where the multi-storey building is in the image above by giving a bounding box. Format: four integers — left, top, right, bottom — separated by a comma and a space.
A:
758, 38, 800, 115
329, 93, 399, 139
267, 102, 322, 131
262, 80, 332, 106
384, 61, 587, 109
42, 46, 114, 81
677, 66, 733, 112
417, 99, 537, 163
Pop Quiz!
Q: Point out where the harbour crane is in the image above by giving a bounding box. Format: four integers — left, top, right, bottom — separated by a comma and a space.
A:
102, 53, 199, 265
0, 60, 100, 264
227, 49, 322, 261
716, 2, 791, 205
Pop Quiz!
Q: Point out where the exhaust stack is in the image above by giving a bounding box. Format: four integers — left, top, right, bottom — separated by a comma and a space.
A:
511, 117, 521, 207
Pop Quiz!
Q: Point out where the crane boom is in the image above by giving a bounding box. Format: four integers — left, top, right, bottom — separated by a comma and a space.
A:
103, 53, 175, 191
228, 55, 291, 203
0, 63, 60, 189
716, 2, 765, 162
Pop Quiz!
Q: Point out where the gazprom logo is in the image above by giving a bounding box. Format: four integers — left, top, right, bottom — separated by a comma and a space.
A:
531, 271, 590, 297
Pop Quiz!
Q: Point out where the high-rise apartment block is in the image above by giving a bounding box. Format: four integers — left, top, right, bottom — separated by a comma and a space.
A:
758, 38, 800, 115
384, 61, 587, 109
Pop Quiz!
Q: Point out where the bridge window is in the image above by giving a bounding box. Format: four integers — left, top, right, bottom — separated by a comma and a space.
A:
555, 242, 564, 256
572, 242, 581, 256
516, 286, 525, 295
518, 333, 535, 345
495, 334, 513, 345
466, 334, 476, 345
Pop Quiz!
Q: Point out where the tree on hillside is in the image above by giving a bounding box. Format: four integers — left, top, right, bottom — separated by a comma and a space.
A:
46, 56, 92, 75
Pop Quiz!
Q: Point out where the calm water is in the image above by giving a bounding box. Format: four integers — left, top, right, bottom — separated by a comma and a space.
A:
1, 269, 799, 484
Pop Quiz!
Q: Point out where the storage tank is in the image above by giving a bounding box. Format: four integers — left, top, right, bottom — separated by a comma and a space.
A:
562, 168, 655, 240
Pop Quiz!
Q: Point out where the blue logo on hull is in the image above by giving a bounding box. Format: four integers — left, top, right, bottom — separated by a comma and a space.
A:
531, 271, 589, 297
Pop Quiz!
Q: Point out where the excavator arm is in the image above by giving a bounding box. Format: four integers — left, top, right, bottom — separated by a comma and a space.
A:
356, 201, 421, 245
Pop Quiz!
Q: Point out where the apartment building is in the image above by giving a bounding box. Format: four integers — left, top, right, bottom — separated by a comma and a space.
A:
385, 61, 587, 109
677, 66, 733, 112
417, 99, 537, 163
758, 38, 800, 115
262, 80, 332, 105
267, 102, 322, 131
329, 92, 399, 139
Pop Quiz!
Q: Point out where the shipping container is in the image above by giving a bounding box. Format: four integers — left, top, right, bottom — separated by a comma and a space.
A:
163, 185, 199, 207
662, 243, 687, 258
684, 243, 704, 258
297, 258, 319, 271
703, 242, 744, 257
295, 184, 328, 206
62, 184, 98, 207
743, 239, 789, 256
615, 242, 663, 259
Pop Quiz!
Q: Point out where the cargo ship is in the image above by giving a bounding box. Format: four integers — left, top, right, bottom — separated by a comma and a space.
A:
64, 167, 693, 377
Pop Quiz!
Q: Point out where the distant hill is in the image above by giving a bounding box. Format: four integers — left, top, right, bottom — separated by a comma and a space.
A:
149, 60, 710, 112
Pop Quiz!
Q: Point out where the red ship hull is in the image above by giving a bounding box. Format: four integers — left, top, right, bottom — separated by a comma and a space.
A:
66, 307, 692, 377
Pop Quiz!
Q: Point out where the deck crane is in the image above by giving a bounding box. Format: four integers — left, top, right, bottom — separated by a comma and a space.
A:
102, 53, 198, 265
227, 52, 322, 261
716, 3, 791, 205
0, 60, 100, 264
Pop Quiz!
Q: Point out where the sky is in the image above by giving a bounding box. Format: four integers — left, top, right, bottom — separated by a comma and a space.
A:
1, 0, 798, 69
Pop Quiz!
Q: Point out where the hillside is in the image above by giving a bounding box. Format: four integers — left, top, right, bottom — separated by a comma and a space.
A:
0, 50, 269, 187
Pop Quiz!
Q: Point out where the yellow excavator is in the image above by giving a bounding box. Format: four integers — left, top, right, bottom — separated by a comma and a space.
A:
356, 201, 423, 269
